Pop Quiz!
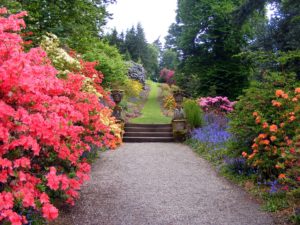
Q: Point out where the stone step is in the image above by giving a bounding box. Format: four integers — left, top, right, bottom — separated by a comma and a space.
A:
124, 127, 172, 133
123, 137, 174, 143
124, 132, 173, 138
125, 123, 172, 128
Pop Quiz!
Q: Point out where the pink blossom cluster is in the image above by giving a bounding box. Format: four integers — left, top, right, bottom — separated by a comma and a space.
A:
0, 8, 121, 225
160, 68, 175, 85
198, 96, 235, 114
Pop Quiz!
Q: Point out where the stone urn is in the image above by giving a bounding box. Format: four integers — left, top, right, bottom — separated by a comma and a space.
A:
111, 89, 124, 121
172, 90, 185, 120
173, 90, 184, 107
111, 89, 124, 105
172, 90, 187, 142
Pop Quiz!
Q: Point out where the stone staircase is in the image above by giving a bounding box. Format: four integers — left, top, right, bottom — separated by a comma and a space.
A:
123, 123, 174, 142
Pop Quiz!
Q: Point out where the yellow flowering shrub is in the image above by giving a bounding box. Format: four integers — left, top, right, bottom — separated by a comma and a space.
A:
124, 79, 143, 97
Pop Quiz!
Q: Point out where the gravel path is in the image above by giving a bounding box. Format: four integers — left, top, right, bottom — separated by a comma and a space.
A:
53, 143, 274, 225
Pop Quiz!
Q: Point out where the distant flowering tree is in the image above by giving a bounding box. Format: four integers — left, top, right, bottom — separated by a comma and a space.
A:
198, 96, 235, 114
159, 68, 175, 85
0, 8, 121, 225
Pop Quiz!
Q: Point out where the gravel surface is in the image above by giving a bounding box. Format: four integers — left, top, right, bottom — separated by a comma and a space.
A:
52, 143, 274, 225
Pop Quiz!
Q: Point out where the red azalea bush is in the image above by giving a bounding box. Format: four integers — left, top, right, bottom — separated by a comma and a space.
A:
0, 8, 121, 224
243, 88, 300, 189
159, 68, 175, 85
198, 96, 235, 114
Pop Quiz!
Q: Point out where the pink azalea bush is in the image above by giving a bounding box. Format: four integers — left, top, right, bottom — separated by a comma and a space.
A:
0, 8, 121, 224
159, 68, 175, 85
198, 96, 235, 114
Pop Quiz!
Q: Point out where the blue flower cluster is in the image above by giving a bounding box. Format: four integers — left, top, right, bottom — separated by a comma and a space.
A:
191, 112, 231, 148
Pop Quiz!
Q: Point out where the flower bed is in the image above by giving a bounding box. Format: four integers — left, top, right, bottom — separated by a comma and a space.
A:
0, 9, 121, 225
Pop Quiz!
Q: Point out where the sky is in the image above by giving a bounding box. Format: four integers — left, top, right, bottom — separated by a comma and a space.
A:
105, 0, 177, 44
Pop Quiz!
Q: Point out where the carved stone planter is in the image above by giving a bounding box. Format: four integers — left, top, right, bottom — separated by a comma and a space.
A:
173, 90, 184, 106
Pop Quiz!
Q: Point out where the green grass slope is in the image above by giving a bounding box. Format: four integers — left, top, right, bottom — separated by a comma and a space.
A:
130, 81, 171, 124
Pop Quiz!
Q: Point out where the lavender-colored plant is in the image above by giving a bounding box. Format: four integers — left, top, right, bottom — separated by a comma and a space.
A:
191, 112, 231, 149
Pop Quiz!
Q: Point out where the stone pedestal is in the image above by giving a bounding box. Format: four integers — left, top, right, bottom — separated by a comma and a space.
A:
172, 90, 187, 142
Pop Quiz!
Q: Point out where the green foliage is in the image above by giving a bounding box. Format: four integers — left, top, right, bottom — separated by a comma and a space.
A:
160, 49, 178, 70
183, 99, 203, 129
168, 0, 250, 99
83, 40, 128, 87
261, 192, 289, 212
145, 43, 160, 79
228, 72, 298, 157
186, 139, 228, 166
3, 0, 114, 50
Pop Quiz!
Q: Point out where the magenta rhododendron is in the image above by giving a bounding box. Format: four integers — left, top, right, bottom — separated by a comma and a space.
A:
198, 96, 235, 114
160, 68, 175, 85
0, 8, 122, 224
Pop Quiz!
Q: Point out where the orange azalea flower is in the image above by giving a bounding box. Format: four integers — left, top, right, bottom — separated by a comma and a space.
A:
260, 139, 270, 145
270, 136, 277, 142
289, 115, 296, 122
255, 117, 261, 124
292, 97, 298, 102
275, 89, 284, 97
286, 139, 293, 146
295, 87, 300, 94
280, 123, 285, 128
242, 152, 248, 158
252, 112, 258, 117
258, 133, 267, 139
248, 153, 256, 159
282, 93, 288, 99
269, 124, 278, 132
262, 122, 269, 128
272, 100, 282, 107
278, 174, 286, 179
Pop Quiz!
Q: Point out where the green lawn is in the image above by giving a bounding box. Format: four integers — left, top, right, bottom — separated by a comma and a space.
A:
130, 80, 172, 124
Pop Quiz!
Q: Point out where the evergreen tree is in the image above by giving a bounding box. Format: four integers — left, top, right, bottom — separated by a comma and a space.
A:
168, 0, 250, 99
160, 49, 178, 70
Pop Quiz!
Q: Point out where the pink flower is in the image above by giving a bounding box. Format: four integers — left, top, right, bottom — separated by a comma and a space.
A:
46, 167, 60, 190
42, 203, 58, 220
